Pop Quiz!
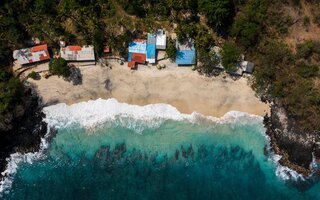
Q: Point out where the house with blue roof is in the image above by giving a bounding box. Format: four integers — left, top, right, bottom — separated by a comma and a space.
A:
127, 39, 147, 68
176, 39, 196, 66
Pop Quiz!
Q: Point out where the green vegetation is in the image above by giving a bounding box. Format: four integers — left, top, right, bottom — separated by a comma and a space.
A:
0, 71, 23, 116
165, 38, 177, 61
295, 62, 319, 78
49, 58, 70, 78
27, 71, 39, 80
296, 40, 320, 59
221, 42, 241, 73
0, 0, 320, 131
197, 49, 220, 75
303, 16, 310, 27
198, 0, 235, 29
231, 0, 267, 48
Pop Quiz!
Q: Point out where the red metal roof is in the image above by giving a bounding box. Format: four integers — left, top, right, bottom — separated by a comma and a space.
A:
128, 61, 136, 69
131, 53, 146, 63
31, 44, 48, 52
104, 47, 110, 53
133, 39, 146, 43
68, 46, 82, 51
39, 53, 50, 61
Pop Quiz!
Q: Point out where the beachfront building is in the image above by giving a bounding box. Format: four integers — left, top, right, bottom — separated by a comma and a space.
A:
231, 61, 255, 76
103, 46, 111, 54
156, 29, 166, 50
60, 45, 95, 62
175, 39, 196, 66
13, 44, 50, 65
147, 33, 156, 64
240, 61, 254, 74
128, 39, 147, 69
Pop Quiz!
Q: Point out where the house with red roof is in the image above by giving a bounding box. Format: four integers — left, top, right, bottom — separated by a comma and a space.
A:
60, 45, 95, 62
128, 39, 147, 69
13, 44, 50, 65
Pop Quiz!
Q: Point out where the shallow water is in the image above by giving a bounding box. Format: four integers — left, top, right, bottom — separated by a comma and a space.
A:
2, 99, 320, 199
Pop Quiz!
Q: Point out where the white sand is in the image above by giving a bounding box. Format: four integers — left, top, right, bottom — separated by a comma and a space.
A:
23, 59, 269, 117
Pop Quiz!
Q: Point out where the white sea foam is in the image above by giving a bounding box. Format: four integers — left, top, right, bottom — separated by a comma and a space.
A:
263, 133, 305, 181
0, 130, 50, 196
42, 98, 262, 131
271, 154, 305, 181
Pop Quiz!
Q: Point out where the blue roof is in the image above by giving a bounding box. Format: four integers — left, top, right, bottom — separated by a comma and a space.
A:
129, 40, 147, 54
147, 43, 156, 59
176, 50, 196, 65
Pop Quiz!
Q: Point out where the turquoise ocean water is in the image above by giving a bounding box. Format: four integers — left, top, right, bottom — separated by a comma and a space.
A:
1, 99, 320, 199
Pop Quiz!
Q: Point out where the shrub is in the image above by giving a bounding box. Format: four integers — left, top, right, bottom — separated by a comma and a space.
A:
28, 71, 40, 80
198, 0, 235, 29
221, 42, 241, 73
314, 14, 320, 26
165, 38, 177, 61
296, 40, 320, 59
0, 71, 23, 114
49, 58, 70, 78
197, 48, 220, 75
295, 62, 319, 78
231, 0, 267, 48
303, 16, 310, 27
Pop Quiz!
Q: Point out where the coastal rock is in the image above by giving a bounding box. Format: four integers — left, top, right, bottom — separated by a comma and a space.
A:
0, 87, 47, 180
265, 104, 320, 176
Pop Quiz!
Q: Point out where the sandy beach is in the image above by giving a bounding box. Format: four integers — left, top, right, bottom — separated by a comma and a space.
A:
20, 59, 269, 117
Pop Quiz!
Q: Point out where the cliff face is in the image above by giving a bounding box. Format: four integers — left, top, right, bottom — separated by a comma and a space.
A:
0, 87, 47, 179
265, 103, 320, 176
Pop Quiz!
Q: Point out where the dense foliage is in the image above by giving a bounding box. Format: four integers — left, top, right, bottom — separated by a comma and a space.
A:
231, 0, 267, 48
165, 38, 177, 61
198, 0, 235, 29
221, 42, 241, 73
49, 58, 70, 78
197, 49, 220, 75
0, 71, 23, 117
0, 0, 319, 131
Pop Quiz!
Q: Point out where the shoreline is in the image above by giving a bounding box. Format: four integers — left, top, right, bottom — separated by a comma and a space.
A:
22, 59, 270, 118
11, 58, 319, 178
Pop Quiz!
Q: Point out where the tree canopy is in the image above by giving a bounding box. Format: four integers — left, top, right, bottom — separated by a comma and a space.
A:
49, 58, 71, 78
0, 71, 23, 115
221, 42, 241, 73
198, 0, 235, 29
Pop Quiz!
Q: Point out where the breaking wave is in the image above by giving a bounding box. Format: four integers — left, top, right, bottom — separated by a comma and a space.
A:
42, 98, 263, 131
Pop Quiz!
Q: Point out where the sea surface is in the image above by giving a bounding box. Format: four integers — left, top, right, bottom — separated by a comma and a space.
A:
1, 98, 320, 200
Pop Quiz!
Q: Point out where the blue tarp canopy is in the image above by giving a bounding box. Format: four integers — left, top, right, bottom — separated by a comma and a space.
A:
128, 41, 147, 54
176, 50, 196, 65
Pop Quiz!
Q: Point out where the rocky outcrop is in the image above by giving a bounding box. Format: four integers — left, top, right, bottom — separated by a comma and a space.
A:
0, 87, 47, 179
265, 104, 320, 176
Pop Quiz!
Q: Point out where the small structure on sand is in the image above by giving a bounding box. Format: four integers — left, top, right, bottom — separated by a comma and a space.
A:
240, 61, 254, 74
175, 39, 196, 66
128, 39, 147, 69
103, 46, 111, 54
60, 45, 95, 62
156, 29, 166, 50
13, 44, 50, 65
